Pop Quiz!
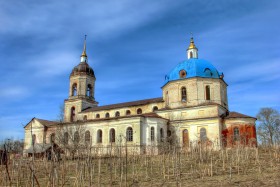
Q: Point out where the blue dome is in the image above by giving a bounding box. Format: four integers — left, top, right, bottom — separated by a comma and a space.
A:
164, 58, 223, 85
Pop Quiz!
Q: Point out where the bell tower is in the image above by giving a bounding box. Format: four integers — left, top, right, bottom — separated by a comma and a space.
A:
64, 36, 98, 122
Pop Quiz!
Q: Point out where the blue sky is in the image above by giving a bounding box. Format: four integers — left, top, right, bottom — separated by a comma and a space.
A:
0, 0, 279, 140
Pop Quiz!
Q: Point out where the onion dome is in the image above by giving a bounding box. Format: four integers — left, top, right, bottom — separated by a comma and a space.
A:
70, 62, 95, 77
70, 35, 95, 77
188, 37, 197, 50
164, 37, 223, 85
164, 58, 223, 84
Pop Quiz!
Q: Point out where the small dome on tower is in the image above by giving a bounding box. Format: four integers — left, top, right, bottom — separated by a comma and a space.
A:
71, 35, 95, 77
188, 37, 197, 50
70, 62, 95, 77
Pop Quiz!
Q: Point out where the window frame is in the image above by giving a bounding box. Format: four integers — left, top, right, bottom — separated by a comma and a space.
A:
74, 131, 80, 143
126, 110, 131, 116
109, 128, 116, 143
70, 107, 75, 122
105, 112, 110, 118
50, 133, 55, 143
32, 134, 36, 145
86, 84, 92, 97
153, 106, 158, 112
115, 111, 120, 117
97, 130, 102, 143
200, 128, 207, 142
179, 70, 187, 78
205, 85, 211, 100
85, 130, 91, 143
233, 127, 240, 141
137, 108, 142, 114
72, 83, 77, 96
151, 127, 155, 142
181, 87, 187, 102
160, 128, 164, 142
126, 127, 133, 142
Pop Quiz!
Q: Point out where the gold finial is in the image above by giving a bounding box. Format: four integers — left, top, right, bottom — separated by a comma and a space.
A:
188, 33, 197, 50
81, 35, 87, 57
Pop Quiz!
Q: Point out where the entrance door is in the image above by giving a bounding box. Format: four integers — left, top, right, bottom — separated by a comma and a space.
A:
182, 129, 189, 147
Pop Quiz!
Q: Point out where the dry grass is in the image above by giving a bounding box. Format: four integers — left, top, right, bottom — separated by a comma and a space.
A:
1, 146, 280, 187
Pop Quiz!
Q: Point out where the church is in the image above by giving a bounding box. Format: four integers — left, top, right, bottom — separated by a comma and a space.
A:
23, 37, 257, 156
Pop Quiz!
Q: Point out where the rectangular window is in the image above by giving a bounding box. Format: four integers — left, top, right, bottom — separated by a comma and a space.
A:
151, 127, 155, 142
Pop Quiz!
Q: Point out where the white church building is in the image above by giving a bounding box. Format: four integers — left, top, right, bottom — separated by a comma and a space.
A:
24, 37, 257, 156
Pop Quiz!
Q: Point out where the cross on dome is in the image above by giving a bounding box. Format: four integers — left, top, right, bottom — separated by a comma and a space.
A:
81, 35, 88, 62
187, 35, 198, 59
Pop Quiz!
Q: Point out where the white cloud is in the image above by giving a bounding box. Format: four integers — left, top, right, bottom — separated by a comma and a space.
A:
0, 87, 29, 98
226, 59, 280, 83
29, 51, 77, 77
0, 1, 176, 40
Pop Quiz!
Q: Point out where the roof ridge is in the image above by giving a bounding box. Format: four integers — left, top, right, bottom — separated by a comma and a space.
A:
101, 97, 163, 106
226, 111, 256, 119
82, 97, 163, 113
36, 118, 57, 123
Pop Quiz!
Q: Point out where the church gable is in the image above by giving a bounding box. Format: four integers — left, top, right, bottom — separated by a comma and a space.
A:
24, 118, 57, 130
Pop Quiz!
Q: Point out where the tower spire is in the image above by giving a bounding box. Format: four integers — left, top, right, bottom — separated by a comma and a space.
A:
187, 34, 198, 59
80, 35, 88, 63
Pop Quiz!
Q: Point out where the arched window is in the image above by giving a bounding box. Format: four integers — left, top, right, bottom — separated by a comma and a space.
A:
97, 130, 102, 143
126, 127, 133, 142
234, 127, 240, 141
190, 51, 193, 58
151, 127, 155, 142
96, 114, 100, 118
200, 128, 207, 142
166, 91, 169, 106
179, 70, 187, 78
87, 84, 92, 97
181, 87, 187, 102
85, 130, 90, 143
182, 129, 189, 146
205, 86, 210, 100
109, 128, 115, 143
83, 115, 87, 121
204, 68, 212, 77
160, 128, 164, 142
32, 134, 36, 145
74, 131, 79, 143
50, 133, 55, 143
64, 132, 69, 145
70, 107, 75, 122
137, 108, 142, 114
105, 113, 110, 118
153, 106, 158, 112
115, 111, 120, 117
126, 110, 131, 115
167, 130, 172, 137
72, 83, 77, 96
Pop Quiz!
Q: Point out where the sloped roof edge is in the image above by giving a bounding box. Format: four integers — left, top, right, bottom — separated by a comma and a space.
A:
225, 112, 256, 119
82, 97, 164, 113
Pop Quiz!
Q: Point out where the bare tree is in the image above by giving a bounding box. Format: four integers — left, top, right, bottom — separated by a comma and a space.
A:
57, 103, 65, 122
257, 107, 280, 145
0, 138, 24, 154
55, 123, 88, 159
